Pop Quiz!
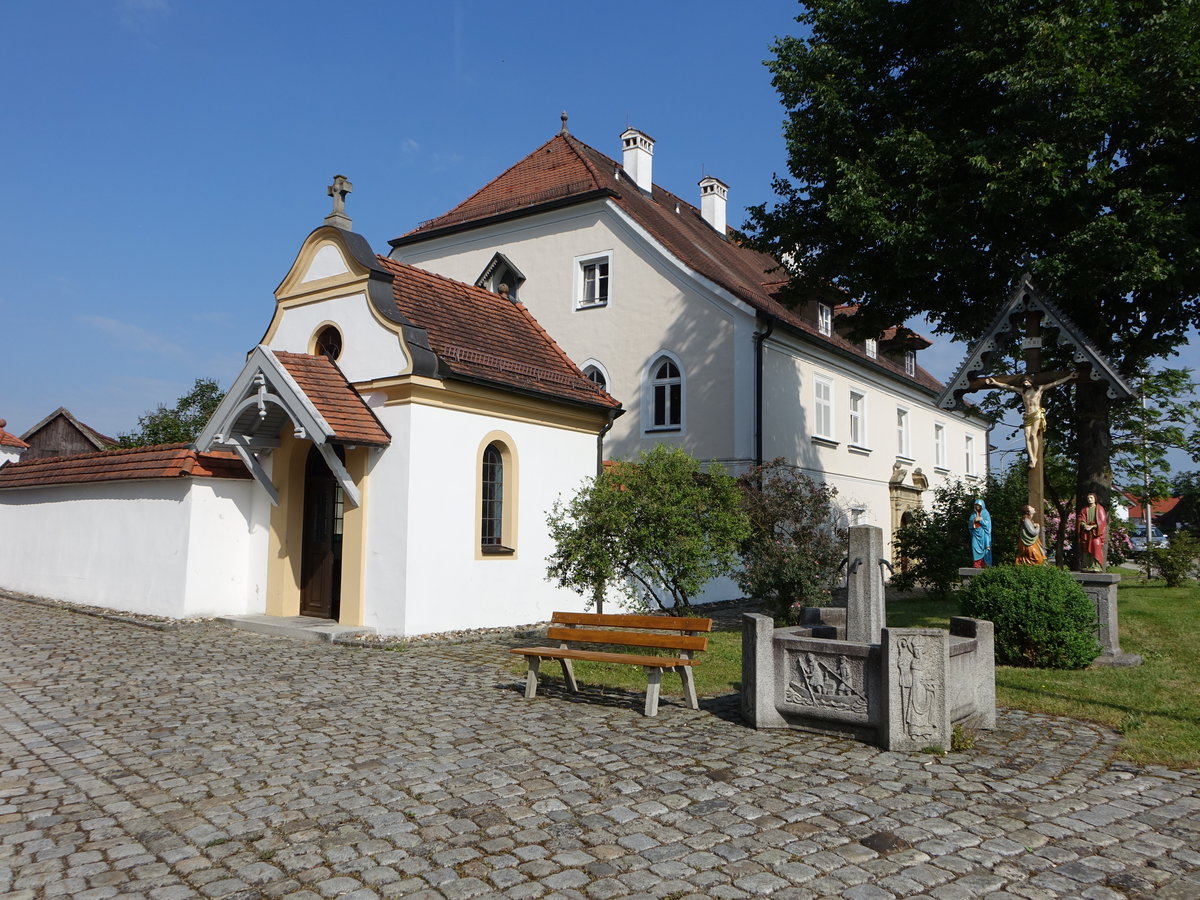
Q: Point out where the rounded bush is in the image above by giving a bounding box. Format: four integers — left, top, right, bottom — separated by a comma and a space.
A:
960, 566, 1100, 669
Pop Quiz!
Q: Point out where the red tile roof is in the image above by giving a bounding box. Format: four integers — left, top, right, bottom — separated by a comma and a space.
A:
1124, 494, 1180, 517
0, 444, 250, 489
0, 419, 29, 449
375, 257, 620, 410
396, 132, 943, 393
273, 351, 391, 446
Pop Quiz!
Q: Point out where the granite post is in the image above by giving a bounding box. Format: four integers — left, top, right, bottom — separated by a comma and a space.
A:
846, 525, 886, 644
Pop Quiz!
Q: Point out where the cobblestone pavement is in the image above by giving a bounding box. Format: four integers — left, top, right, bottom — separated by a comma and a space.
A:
1, 596, 1197, 900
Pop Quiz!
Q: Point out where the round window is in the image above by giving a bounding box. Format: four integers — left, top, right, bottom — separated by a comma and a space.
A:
314, 325, 343, 360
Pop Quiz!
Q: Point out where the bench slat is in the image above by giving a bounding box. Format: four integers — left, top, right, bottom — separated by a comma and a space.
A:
551, 611, 712, 632
510, 646, 701, 667
545, 626, 708, 652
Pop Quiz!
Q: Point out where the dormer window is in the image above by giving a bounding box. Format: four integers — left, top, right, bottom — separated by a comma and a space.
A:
818, 303, 833, 337
865, 338, 877, 359
905, 350, 916, 377
475, 252, 526, 301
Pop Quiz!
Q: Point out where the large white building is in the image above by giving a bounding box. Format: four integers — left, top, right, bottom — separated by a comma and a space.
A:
391, 125, 989, 544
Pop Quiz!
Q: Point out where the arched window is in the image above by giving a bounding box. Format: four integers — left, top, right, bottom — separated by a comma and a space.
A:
481, 443, 503, 546
648, 355, 682, 431
478, 436, 516, 556
582, 364, 607, 392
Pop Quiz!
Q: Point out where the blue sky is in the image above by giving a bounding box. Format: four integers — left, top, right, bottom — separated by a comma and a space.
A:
1, 0, 1193, 474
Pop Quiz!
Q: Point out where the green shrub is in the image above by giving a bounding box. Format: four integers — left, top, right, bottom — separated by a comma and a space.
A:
1150, 531, 1200, 587
737, 460, 845, 624
960, 566, 1100, 668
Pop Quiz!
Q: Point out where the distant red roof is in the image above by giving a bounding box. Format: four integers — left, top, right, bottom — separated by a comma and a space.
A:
0, 444, 250, 489
376, 257, 620, 410
273, 351, 391, 446
395, 131, 942, 393
1124, 494, 1180, 518
0, 419, 29, 449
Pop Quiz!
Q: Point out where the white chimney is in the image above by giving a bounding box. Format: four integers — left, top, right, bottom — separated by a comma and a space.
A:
699, 176, 728, 234
621, 128, 655, 193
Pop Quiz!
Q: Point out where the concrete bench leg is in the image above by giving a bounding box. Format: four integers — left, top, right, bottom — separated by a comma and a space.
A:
678, 665, 698, 710
524, 657, 541, 699
644, 666, 663, 717
560, 657, 578, 693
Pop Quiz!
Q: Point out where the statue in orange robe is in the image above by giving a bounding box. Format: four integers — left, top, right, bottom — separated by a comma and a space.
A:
1015, 505, 1045, 566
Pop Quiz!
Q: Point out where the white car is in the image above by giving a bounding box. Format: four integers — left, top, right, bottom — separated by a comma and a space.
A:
1129, 524, 1169, 553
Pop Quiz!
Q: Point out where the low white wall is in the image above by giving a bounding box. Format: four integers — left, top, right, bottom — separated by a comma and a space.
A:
0, 478, 265, 618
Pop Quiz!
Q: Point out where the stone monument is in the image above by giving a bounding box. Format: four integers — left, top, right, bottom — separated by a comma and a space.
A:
743, 525, 995, 751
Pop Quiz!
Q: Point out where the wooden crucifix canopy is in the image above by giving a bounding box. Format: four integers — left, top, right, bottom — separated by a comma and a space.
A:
935, 274, 1135, 412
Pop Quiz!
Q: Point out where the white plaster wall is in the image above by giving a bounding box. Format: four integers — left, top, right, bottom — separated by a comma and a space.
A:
183, 480, 271, 617
360, 402, 414, 636
0, 447, 24, 466
0, 478, 263, 618
268, 290, 409, 384
762, 337, 988, 547
392, 203, 745, 465
365, 402, 598, 636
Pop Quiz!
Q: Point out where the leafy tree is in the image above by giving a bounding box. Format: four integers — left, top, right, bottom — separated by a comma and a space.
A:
1171, 470, 1200, 535
750, 1, 1200, 510
890, 480, 979, 599
736, 459, 845, 623
545, 445, 749, 614
118, 378, 225, 447
1109, 368, 1200, 508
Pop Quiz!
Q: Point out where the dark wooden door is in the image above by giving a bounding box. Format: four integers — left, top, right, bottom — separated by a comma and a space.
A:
299, 446, 343, 619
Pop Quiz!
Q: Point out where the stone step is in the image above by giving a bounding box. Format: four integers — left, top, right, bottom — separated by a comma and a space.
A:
215, 614, 375, 643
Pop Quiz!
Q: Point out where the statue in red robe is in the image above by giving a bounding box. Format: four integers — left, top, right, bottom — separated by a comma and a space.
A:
1076, 493, 1107, 572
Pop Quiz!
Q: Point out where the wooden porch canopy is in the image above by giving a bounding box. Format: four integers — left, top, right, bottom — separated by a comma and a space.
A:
196, 346, 389, 508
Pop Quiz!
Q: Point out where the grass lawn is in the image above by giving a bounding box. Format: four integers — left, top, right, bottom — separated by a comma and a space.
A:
520, 578, 1200, 769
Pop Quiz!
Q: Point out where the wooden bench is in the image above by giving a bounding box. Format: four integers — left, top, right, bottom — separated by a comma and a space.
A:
510, 612, 713, 717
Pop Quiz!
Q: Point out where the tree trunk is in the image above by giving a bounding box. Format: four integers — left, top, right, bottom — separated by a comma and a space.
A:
1074, 381, 1114, 508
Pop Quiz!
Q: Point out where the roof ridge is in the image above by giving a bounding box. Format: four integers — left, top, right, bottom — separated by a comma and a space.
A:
420, 133, 604, 234
5, 442, 192, 468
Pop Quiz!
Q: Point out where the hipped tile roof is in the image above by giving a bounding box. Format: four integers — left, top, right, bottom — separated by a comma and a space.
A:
0, 444, 250, 489
376, 257, 619, 410
0, 420, 29, 449
398, 131, 942, 393
272, 351, 391, 446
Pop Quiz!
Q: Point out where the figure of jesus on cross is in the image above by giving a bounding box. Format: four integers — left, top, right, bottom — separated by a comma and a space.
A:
981, 372, 1078, 470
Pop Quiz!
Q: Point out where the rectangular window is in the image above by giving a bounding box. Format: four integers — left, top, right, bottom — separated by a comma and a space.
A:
576, 252, 612, 308
935, 423, 947, 468
849, 390, 866, 446
814, 375, 834, 439
905, 350, 916, 377
818, 303, 832, 336
865, 338, 877, 359
897, 407, 911, 458
965, 434, 978, 475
